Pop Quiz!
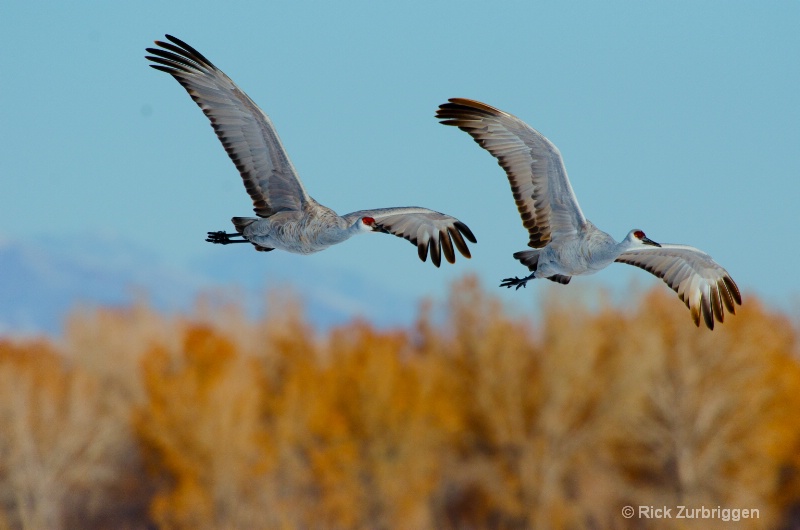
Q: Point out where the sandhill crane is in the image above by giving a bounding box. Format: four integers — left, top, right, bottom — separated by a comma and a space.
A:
437, 98, 741, 329
145, 35, 475, 267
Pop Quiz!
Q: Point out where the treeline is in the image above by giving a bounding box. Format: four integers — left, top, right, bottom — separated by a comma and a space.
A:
0, 277, 798, 529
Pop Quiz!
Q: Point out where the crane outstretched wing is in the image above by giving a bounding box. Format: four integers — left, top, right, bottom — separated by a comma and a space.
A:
438, 98, 586, 248
343, 207, 476, 267
146, 34, 311, 217
616, 244, 741, 329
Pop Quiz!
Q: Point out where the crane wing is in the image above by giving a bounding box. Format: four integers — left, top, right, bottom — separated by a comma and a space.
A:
343, 207, 476, 267
615, 244, 741, 329
146, 35, 312, 217
437, 98, 586, 248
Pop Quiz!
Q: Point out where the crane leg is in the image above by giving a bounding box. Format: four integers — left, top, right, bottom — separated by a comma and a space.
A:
500, 273, 535, 290
206, 231, 248, 244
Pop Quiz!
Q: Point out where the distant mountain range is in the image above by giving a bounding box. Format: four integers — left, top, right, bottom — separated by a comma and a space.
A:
0, 234, 418, 336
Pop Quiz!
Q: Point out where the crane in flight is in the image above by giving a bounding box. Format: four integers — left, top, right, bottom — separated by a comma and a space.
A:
437, 98, 740, 329
145, 35, 475, 267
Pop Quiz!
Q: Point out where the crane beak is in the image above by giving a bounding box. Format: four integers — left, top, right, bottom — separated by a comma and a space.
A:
642, 236, 661, 248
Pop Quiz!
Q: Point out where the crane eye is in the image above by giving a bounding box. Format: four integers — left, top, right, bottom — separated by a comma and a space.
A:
634, 230, 645, 239
362, 217, 375, 226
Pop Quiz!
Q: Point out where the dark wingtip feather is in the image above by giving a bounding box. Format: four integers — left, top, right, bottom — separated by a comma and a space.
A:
147, 35, 217, 73
724, 276, 742, 306
701, 293, 714, 330
148, 64, 176, 74
418, 240, 429, 263
690, 304, 701, 327
430, 238, 442, 268
718, 278, 737, 314
163, 34, 215, 66
146, 55, 193, 74
448, 226, 471, 258
440, 230, 456, 264
711, 285, 724, 323
455, 221, 477, 243
437, 98, 508, 119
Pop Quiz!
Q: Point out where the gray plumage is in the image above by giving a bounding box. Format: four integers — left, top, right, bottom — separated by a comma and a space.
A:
146, 35, 475, 267
438, 98, 740, 329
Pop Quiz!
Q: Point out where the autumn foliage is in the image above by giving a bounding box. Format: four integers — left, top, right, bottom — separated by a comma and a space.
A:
1, 277, 799, 529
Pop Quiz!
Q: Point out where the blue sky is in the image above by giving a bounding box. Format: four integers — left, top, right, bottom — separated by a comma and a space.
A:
2, 1, 799, 314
